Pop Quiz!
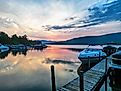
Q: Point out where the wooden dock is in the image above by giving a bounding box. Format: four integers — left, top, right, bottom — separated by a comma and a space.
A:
57, 57, 111, 91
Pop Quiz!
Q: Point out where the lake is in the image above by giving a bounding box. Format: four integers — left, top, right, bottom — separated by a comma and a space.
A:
0, 45, 87, 91
0, 44, 119, 91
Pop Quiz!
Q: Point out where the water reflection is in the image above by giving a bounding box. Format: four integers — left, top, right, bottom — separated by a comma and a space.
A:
0, 50, 27, 59
0, 47, 46, 59
0, 51, 10, 59
43, 58, 80, 64
0, 45, 81, 91
11, 49, 28, 56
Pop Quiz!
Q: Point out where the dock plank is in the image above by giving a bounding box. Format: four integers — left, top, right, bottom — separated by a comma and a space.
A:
58, 58, 110, 91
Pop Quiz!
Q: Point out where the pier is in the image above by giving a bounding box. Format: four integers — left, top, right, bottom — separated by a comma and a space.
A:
57, 57, 111, 91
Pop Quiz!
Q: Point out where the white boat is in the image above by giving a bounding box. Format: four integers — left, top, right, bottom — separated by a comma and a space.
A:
10, 44, 27, 50
33, 44, 47, 49
109, 51, 121, 70
78, 45, 106, 64
0, 44, 9, 53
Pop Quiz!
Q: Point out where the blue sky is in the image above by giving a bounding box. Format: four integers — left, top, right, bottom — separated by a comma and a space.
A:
0, 0, 121, 40
0, 0, 94, 26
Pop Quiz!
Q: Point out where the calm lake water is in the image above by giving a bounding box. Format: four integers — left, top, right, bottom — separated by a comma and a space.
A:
0, 44, 120, 91
0, 45, 87, 91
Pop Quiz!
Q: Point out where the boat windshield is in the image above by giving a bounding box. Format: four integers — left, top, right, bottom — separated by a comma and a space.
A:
85, 48, 101, 52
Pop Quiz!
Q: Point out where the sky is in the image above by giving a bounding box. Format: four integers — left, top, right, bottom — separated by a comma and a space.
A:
0, 0, 121, 41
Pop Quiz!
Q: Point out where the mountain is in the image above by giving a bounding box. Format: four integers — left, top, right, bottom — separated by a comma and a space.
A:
35, 40, 57, 44
59, 32, 121, 45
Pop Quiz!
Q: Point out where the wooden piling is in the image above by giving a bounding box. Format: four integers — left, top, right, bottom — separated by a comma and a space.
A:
105, 78, 107, 91
88, 56, 90, 68
51, 65, 56, 91
105, 58, 108, 73
79, 71, 84, 91
99, 52, 101, 61
105, 58, 108, 91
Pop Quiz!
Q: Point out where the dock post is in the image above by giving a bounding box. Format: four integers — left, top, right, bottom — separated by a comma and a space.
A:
79, 71, 84, 91
105, 77, 107, 91
105, 58, 108, 91
105, 58, 107, 73
51, 65, 56, 91
99, 52, 101, 61
88, 56, 90, 68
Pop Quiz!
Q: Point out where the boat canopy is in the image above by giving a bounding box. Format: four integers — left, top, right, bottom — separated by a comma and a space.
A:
87, 45, 103, 50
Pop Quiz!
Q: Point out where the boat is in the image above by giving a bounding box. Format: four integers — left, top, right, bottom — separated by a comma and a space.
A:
78, 45, 106, 64
10, 44, 27, 50
0, 44, 9, 53
108, 51, 121, 91
33, 43, 47, 50
117, 47, 121, 51
103, 44, 118, 56
109, 56, 121, 91
109, 51, 121, 70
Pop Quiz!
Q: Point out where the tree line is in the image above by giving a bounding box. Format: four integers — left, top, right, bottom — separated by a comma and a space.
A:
0, 32, 36, 45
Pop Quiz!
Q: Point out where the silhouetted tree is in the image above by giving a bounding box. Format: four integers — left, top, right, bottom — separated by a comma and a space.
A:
0, 32, 11, 44
0, 31, 37, 45
11, 34, 19, 44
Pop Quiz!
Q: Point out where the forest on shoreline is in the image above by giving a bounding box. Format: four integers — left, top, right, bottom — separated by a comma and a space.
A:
0, 32, 36, 45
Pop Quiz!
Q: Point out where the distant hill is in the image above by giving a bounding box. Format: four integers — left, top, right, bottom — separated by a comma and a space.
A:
36, 40, 56, 44
58, 32, 121, 45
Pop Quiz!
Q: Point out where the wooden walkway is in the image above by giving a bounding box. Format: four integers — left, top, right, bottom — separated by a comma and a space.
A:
58, 57, 111, 91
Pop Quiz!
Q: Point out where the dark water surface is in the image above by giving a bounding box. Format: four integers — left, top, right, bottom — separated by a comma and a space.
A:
0, 45, 119, 91
0, 45, 86, 91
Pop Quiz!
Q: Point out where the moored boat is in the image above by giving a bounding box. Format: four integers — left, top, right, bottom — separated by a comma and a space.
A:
0, 44, 9, 53
109, 52, 121, 91
10, 44, 27, 50
33, 43, 47, 50
109, 51, 121, 70
78, 45, 106, 64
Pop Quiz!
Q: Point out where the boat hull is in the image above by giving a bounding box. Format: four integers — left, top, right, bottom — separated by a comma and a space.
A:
78, 56, 105, 64
0, 49, 9, 52
0, 48, 9, 53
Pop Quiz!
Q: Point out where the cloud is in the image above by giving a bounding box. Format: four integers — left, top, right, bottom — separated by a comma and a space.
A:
87, 0, 121, 23
46, 0, 121, 40
0, 0, 121, 41
62, 0, 121, 28
0, 16, 24, 35
0, 0, 83, 29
